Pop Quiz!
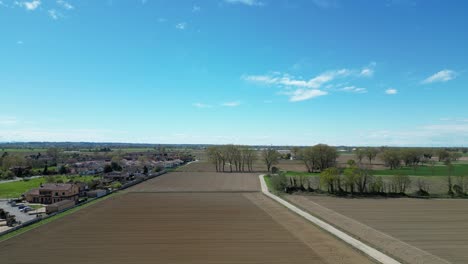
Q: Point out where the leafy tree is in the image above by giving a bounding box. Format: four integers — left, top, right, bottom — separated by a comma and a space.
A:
43, 164, 49, 175
320, 167, 340, 193
343, 166, 358, 194
103, 164, 113, 173
300, 144, 338, 172
111, 162, 122, 171
382, 149, 401, 169
58, 165, 69, 174
437, 149, 450, 162
143, 166, 149, 175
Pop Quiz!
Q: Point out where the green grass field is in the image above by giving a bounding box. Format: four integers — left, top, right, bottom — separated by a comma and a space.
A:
0, 175, 99, 198
373, 163, 468, 177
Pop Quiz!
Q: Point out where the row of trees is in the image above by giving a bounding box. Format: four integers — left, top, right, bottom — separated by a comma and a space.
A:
380, 148, 463, 170
271, 167, 421, 196
207, 145, 258, 172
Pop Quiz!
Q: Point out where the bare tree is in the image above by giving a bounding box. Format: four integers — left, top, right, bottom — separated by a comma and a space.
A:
262, 148, 280, 172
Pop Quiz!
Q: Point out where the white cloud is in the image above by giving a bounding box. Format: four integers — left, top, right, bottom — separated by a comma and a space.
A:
56, 0, 73, 10
422, 69, 457, 84
175, 22, 186, 30
192, 5, 200, 12
157, 17, 167, 23
244, 69, 350, 89
287, 89, 328, 102
224, 0, 264, 6
193, 103, 212, 108
48, 9, 60, 20
244, 69, 360, 102
17, 0, 41, 10
385, 88, 398, 95
222, 101, 241, 107
341, 86, 367, 93
360, 68, 373, 77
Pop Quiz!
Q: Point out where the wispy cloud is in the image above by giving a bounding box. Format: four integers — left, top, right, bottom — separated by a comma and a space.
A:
193, 103, 212, 108
192, 5, 200, 12
385, 88, 398, 95
244, 69, 350, 89
287, 89, 328, 102
422, 69, 457, 84
224, 0, 264, 6
48, 9, 61, 20
16, 0, 41, 11
222, 101, 241, 107
17, 40, 23, 45
0, 116, 18, 126
175, 22, 187, 30
341, 86, 367, 93
244, 66, 371, 102
56, 0, 73, 10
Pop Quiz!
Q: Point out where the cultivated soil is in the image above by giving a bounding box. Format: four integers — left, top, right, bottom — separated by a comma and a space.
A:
286, 195, 468, 264
0, 166, 372, 264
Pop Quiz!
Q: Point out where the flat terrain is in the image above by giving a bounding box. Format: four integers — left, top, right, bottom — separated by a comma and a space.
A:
0, 165, 371, 264
287, 195, 468, 264
129, 171, 260, 192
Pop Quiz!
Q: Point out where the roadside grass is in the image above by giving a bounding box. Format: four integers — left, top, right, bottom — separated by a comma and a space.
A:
0, 175, 100, 198
264, 175, 273, 191
0, 192, 119, 242
28, 204, 43, 210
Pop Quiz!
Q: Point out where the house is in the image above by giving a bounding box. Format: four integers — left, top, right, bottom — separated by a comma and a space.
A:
24, 183, 79, 204
103, 172, 133, 182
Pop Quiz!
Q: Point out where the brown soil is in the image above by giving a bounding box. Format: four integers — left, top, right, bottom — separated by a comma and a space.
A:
0, 171, 372, 264
287, 195, 468, 264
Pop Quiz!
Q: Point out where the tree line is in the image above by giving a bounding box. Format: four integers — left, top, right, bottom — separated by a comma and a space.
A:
207, 145, 258, 172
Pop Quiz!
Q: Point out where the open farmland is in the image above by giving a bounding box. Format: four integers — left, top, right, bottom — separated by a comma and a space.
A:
286, 195, 468, 264
0, 166, 371, 264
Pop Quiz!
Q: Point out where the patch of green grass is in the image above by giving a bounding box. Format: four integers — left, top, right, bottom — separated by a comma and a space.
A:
0, 192, 119, 242
28, 204, 43, 210
264, 175, 273, 191
0, 175, 100, 198
0, 148, 47, 153
284, 171, 319, 177
373, 163, 468, 177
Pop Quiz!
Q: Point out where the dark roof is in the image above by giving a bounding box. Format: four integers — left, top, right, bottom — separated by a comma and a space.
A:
40, 183, 75, 191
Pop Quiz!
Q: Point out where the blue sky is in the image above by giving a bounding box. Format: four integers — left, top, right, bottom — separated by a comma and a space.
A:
1, 0, 467, 146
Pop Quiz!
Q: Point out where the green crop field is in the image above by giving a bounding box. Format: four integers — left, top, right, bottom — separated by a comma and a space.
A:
0, 175, 99, 198
373, 163, 468, 177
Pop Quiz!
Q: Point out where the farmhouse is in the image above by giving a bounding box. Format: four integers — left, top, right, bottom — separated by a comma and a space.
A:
24, 183, 79, 204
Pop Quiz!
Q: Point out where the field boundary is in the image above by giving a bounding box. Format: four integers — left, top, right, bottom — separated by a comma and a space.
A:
259, 174, 401, 264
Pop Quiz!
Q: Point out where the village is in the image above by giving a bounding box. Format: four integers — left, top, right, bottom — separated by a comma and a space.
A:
0, 147, 194, 232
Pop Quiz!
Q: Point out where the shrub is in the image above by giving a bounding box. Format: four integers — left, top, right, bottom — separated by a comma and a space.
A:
270, 173, 287, 192
271, 166, 279, 174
